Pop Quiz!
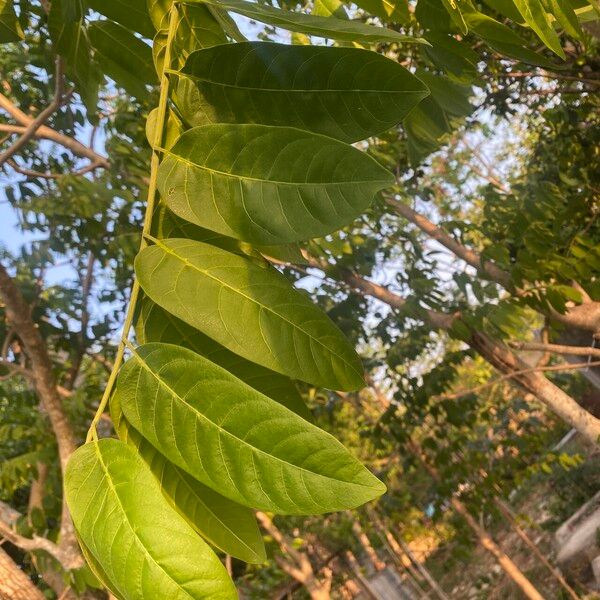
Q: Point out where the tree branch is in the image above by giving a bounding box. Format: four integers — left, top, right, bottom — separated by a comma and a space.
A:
386, 196, 600, 333
385, 196, 511, 287
6, 157, 105, 179
0, 94, 109, 169
0, 58, 67, 167
434, 359, 600, 402
0, 519, 76, 569
509, 340, 600, 359
277, 255, 600, 444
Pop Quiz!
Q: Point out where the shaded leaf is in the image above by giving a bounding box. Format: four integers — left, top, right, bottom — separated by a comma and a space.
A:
439, 0, 467, 33
116, 343, 385, 513
0, 0, 24, 43
423, 33, 479, 83
158, 124, 393, 244
89, 21, 156, 100
87, 0, 155, 38
188, 0, 426, 43
176, 42, 429, 143
135, 238, 365, 390
65, 439, 236, 599
48, 0, 100, 112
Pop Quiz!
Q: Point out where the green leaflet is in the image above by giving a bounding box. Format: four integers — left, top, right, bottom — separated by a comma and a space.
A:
148, 0, 172, 29
152, 202, 305, 270
65, 439, 237, 600
423, 33, 479, 84
175, 42, 429, 143
151, 202, 268, 261
0, 0, 24, 43
137, 298, 312, 420
546, 0, 583, 39
48, 0, 100, 113
439, 0, 467, 33
403, 71, 473, 164
135, 238, 365, 391
462, 8, 558, 68
110, 394, 267, 563
87, 0, 156, 38
157, 124, 394, 244
313, 0, 349, 19
512, 0, 565, 57
353, 0, 409, 22
89, 21, 156, 99
153, 3, 229, 75
187, 0, 426, 43
116, 343, 386, 514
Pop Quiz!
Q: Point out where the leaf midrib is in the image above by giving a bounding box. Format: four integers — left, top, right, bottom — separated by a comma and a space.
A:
129, 346, 374, 494
93, 444, 197, 600
163, 149, 392, 187
181, 73, 427, 95
167, 462, 262, 559
151, 238, 363, 381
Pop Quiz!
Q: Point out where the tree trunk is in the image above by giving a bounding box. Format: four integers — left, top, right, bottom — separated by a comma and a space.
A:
0, 547, 46, 600
0, 265, 81, 567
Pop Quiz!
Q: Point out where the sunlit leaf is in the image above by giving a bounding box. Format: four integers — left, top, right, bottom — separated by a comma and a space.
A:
65, 439, 237, 599
135, 238, 365, 390
115, 343, 386, 513
136, 298, 312, 419
110, 395, 267, 563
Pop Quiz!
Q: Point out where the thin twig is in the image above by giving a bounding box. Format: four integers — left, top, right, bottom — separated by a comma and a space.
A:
509, 341, 600, 359
6, 158, 105, 179
434, 360, 600, 402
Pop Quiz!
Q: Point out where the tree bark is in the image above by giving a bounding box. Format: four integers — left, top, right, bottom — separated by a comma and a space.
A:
470, 332, 600, 445
0, 264, 81, 568
0, 547, 46, 600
